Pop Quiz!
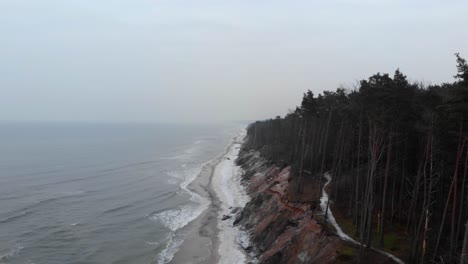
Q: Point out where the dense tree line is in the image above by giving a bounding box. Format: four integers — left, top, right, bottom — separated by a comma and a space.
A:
244, 54, 468, 263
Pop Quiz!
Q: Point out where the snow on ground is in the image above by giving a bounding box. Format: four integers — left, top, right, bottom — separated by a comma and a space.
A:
320, 173, 354, 241
212, 130, 251, 264
320, 172, 405, 264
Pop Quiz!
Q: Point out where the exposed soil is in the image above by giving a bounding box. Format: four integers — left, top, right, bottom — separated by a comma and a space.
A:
235, 148, 403, 264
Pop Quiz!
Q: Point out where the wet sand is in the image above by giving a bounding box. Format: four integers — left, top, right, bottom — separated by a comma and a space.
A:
170, 132, 249, 264
169, 141, 230, 263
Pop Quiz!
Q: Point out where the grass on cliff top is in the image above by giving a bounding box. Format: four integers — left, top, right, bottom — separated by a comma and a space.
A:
335, 245, 358, 263
330, 203, 410, 260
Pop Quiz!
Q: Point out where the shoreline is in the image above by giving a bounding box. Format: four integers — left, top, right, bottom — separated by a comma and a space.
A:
211, 132, 251, 264
169, 130, 249, 264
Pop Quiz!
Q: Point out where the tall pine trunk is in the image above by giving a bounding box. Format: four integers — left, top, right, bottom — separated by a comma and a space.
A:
379, 130, 393, 247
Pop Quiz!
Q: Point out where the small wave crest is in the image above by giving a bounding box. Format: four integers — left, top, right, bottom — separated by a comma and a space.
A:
145, 241, 160, 246
0, 190, 86, 224
162, 139, 204, 160
166, 167, 202, 190
193, 139, 204, 145
0, 244, 24, 263
101, 204, 132, 215
34, 190, 86, 205
150, 166, 209, 231
150, 164, 210, 263
156, 233, 186, 264
149, 202, 207, 232
0, 211, 31, 224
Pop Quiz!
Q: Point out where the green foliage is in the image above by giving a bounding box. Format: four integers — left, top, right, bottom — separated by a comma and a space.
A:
336, 245, 357, 262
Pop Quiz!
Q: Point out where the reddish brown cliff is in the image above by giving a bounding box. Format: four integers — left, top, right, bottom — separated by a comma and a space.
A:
235, 149, 399, 264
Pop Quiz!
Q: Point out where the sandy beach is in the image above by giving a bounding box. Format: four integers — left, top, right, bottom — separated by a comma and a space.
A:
169, 131, 250, 264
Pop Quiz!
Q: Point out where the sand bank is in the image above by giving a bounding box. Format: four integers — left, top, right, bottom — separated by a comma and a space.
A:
169, 131, 250, 264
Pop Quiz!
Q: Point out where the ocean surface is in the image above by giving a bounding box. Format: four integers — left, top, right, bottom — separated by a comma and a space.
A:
0, 122, 243, 264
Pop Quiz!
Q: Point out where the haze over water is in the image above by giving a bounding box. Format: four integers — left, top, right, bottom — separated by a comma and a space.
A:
0, 122, 241, 264
2, 1, 467, 124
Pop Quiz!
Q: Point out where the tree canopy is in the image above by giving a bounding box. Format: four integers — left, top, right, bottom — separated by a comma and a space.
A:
244, 54, 468, 264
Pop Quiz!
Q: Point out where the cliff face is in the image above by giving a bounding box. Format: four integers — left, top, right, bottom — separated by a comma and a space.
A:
235, 148, 400, 264
235, 149, 343, 264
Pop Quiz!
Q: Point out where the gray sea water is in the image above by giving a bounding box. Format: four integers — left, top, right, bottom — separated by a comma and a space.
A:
0, 122, 242, 264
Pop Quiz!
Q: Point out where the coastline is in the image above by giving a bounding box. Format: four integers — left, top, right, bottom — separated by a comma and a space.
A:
211, 131, 251, 264
169, 130, 249, 264
166, 131, 403, 264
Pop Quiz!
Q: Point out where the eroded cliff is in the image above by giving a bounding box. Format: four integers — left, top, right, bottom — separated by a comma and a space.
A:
234, 148, 400, 264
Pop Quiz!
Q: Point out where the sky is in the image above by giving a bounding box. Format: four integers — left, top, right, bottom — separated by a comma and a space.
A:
1, 0, 468, 123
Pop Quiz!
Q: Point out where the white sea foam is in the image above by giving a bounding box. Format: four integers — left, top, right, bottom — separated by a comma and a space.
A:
145, 241, 160, 246
165, 167, 202, 191
151, 166, 209, 232
179, 167, 203, 190
156, 232, 187, 264
152, 165, 210, 263
150, 203, 207, 232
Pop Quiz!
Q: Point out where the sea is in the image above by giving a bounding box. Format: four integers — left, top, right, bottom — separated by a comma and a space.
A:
0, 122, 244, 264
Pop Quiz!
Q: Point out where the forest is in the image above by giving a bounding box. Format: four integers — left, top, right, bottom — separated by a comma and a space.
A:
244, 54, 468, 264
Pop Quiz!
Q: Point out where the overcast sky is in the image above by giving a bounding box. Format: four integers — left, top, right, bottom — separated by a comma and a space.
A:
1, 0, 467, 123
